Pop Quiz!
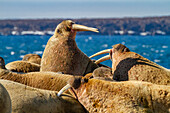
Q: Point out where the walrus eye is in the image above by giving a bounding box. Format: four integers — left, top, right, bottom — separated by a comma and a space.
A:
82, 78, 88, 83
66, 27, 71, 31
57, 29, 61, 34
123, 48, 130, 52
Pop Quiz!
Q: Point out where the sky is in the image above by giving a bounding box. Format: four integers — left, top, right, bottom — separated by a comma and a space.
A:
0, 0, 170, 19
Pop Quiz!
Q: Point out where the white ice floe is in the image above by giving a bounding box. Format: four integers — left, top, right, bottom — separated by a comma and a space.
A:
46, 31, 55, 35
162, 46, 168, 48
20, 55, 25, 58
88, 37, 92, 40
142, 45, 150, 48
121, 42, 125, 45
114, 30, 119, 34
102, 44, 108, 48
143, 53, 147, 55
160, 54, 163, 56
150, 48, 154, 51
155, 30, 166, 35
119, 31, 124, 35
34, 31, 45, 35
160, 50, 165, 52
155, 50, 159, 53
154, 59, 160, 63
85, 39, 88, 42
21, 31, 45, 35
11, 31, 19, 35
6, 46, 13, 50
33, 51, 43, 55
20, 50, 26, 54
42, 45, 46, 48
21, 31, 35, 35
11, 51, 15, 55
127, 30, 135, 35
140, 32, 151, 36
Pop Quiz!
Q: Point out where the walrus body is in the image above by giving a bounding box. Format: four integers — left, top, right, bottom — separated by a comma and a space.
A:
41, 36, 97, 76
0, 79, 87, 113
0, 57, 72, 94
110, 44, 170, 85
0, 82, 11, 113
22, 54, 41, 65
58, 77, 170, 113
41, 20, 98, 76
6, 61, 40, 73
89, 44, 170, 85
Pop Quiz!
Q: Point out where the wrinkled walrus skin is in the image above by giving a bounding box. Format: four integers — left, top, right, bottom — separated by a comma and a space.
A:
6, 61, 40, 73
0, 68, 73, 94
110, 44, 170, 85
41, 20, 98, 76
0, 82, 11, 113
90, 44, 170, 85
22, 54, 41, 65
0, 56, 72, 94
73, 79, 170, 113
0, 79, 88, 113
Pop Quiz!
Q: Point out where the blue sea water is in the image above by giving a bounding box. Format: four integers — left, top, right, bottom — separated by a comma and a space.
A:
0, 35, 170, 69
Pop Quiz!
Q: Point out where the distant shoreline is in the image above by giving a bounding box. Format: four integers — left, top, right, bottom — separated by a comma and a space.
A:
0, 16, 170, 36
1, 15, 169, 20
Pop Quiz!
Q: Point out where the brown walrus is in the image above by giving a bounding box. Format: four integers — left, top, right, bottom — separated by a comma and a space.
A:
5, 54, 41, 73
0, 81, 11, 113
40, 20, 98, 76
0, 57, 72, 94
0, 79, 87, 113
89, 44, 170, 85
6, 61, 40, 73
58, 76, 170, 113
22, 54, 41, 65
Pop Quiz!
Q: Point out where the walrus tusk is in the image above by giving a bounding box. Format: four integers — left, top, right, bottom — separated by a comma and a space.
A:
89, 49, 111, 58
57, 84, 71, 97
95, 55, 110, 64
72, 24, 99, 33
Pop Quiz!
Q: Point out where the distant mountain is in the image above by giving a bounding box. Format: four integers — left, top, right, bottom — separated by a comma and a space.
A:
0, 16, 170, 36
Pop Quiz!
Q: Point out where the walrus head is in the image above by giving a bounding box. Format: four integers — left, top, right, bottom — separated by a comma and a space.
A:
57, 76, 88, 97
54, 20, 99, 39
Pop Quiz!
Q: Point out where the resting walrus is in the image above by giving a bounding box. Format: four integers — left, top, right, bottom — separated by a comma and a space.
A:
90, 44, 170, 85
40, 20, 99, 76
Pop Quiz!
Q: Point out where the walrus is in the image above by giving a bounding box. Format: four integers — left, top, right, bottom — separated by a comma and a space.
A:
0, 79, 87, 113
5, 54, 41, 73
22, 54, 41, 65
58, 77, 170, 113
40, 20, 99, 76
0, 57, 72, 94
6, 60, 40, 73
92, 67, 113, 81
89, 44, 170, 85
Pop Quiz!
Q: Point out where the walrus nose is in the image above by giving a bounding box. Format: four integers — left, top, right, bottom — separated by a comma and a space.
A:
72, 24, 99, 33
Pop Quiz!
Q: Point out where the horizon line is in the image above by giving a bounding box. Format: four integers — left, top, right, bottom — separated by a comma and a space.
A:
0, 15, 170, 20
